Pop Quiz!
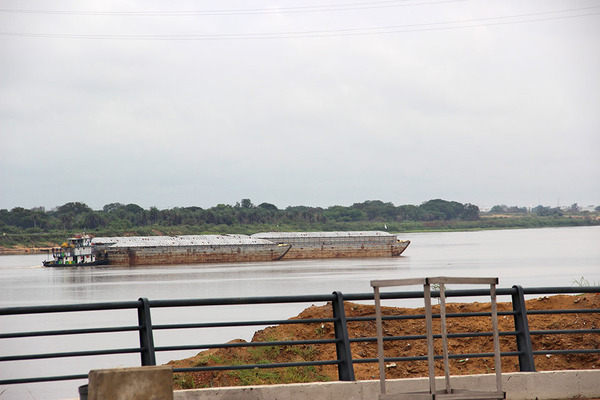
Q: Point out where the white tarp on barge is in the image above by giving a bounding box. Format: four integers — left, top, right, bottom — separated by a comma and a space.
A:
92, 234, 277, 247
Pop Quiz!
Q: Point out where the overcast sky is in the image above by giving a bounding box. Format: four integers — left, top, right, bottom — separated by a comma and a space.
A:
1, 0, 599, 211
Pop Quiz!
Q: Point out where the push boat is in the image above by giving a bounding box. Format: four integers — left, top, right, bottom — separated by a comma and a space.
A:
43, 235, 109, 267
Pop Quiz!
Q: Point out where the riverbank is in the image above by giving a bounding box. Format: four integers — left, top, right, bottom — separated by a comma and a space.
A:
0, 246, 53, 255
169, 293, 600, 389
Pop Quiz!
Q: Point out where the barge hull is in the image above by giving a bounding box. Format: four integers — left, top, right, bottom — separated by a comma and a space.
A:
252, 232, 410, 260
276, 242, 408, 259
104, 244, 291, 266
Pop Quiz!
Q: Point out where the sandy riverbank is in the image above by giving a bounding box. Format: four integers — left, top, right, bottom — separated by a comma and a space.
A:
0, 246, 53, 255
169, 293, 600, 389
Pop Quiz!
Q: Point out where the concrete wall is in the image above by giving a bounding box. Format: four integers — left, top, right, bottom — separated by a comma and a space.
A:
87, 365, 173, 400
173, 370, 600, 400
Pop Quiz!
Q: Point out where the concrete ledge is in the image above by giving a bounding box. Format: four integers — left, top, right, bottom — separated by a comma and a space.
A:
89, 365, 173, 400
173, 370, 600, 400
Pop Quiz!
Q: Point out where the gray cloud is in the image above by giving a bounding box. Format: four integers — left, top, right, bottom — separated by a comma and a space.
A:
1, 1, 599, 210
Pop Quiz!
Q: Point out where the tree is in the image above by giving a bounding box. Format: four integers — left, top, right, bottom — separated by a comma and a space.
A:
258, 202, 278, 211
56, 202, 93, 215
532, 205, 562, 217
460, 204, 480, 220
103, 203, 125, 213
236, 199, 255, 209
352, 200, 397, 221
323, 205, 366, 222
419, 199, 465, 220
397, 205, 422, 221
149, 207, 160, 224
490, 205, 508, 214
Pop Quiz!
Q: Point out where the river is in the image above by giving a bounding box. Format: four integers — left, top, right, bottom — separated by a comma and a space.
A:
1, 226, 599, 399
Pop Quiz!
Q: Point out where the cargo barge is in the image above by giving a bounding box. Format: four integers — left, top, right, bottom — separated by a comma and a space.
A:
251, 231, 410, 259
44, 231, 409, 267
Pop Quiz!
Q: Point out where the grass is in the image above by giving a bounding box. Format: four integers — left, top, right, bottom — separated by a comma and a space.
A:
173, 375, 197, 389
173, 333, 331, 388
226, 365, 330, 386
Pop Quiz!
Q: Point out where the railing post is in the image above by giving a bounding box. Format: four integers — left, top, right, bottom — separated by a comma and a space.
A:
138, 297, 156, 366
331, 291, 355, 381
511, 285, 535, 371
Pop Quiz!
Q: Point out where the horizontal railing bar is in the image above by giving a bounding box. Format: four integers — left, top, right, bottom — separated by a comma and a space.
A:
148, 294, 337, 308
530, 329, 600, 335
349, 330, 520, 343
533, 349, 600, 355
526, 309, 600, 315
173, 359, 340, 373
353, 351, 523, 364
0, 301, 141, 316
0, 289, 519, 317
342, 287, 517, 302
346, 310, 516, 323
0, 373, 89, 385
521, 287, 600, 295
2, 287, 595, 317
153, 318, 335, 331
0, 325, 141, 339
0, 347, 142, 362
156, 338, 338, 353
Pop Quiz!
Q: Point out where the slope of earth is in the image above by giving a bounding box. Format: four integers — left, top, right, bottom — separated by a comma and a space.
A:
168, 294, 600, 389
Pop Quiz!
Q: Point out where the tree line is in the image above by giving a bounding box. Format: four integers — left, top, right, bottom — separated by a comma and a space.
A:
489, 203, 599, 216
1, 199, 481, 232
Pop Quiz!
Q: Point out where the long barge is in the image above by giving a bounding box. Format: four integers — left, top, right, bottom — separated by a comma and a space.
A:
43, 231, 409, 267
251, 231, 410, 259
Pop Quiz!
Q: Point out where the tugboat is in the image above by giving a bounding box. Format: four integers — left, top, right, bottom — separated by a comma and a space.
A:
43, 235, 109, 267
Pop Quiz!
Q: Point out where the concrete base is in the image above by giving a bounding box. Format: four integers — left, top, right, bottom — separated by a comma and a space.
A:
173, 370, 600, 400
88, 365, 173, 400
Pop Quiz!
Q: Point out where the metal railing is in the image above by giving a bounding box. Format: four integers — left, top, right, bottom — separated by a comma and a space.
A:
1, 285, 599, 386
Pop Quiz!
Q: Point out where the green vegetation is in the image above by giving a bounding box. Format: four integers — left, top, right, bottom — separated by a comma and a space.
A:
0, 199, 598, 249
174, 336, 329, 388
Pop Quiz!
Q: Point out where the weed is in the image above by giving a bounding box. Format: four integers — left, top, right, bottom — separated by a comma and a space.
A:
229, 368, 281, 386
173, 375, 196, 390
572, 276, 599, 287
291, 345, 318, 360
194, 353, 224, 367
315, 323, 327, 337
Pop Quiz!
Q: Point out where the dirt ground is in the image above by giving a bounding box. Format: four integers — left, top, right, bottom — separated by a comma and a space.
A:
169, 293, 600, 389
